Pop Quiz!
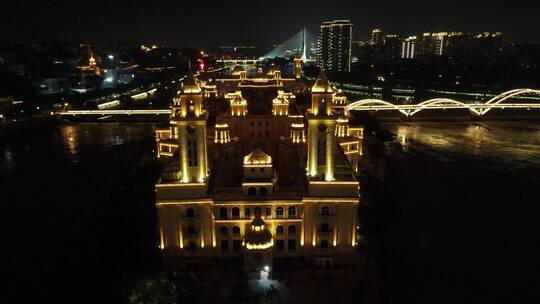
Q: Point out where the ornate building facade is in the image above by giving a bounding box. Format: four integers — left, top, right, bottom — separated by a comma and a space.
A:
155, 67, 363, 272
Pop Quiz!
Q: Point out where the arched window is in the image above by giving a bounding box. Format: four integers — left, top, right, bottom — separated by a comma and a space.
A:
219, 207, 227, 219
259, 187, 268, 196
276, 225, 284, 235
321, 223, 329, 232
288, 206, 297, 217
320, 240, 329, 248
288, 225, 296, 235
186, 208, 195, 217
220, 226, 228, 235
319, 99, 327, 116
187, 225, 196, 234
232, 207, 240, 217
244, 208, 251, 217
248, 187, 256, 196
321, 206, 330, 216
276, 206, 284, 217
187, 242, 197, 251
254, 207, 262, 216
232, 226, 240, 234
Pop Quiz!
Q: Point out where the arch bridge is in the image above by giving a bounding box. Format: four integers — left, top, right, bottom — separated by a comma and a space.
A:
346, 89, 540, 117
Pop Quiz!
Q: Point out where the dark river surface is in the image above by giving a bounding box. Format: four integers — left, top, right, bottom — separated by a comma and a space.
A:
2, 121, 540, 302
380, 121, 540, 304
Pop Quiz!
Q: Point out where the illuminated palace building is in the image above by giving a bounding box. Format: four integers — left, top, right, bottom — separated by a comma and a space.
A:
155, 65, 363, 272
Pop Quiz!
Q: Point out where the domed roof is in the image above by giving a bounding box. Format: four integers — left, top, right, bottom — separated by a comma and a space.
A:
273, 94, 288, 104
334, 89, 346, 98
312, 69, 333, 93
181, 73, 201, 94
244, 148, 272, 165
252, 215, 265, 226
245, 215, 273, 248
231, 94, 247, 104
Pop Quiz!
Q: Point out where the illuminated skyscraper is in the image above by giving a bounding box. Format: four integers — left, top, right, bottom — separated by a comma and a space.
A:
421, 32, 449, 56
371, 28, 384, 46
402, 36, 418, 59
382, 34, 400, 60
317, 20, 353, 72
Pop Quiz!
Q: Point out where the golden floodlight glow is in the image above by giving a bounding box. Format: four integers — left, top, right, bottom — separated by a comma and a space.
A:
245, 239, 274, 250
243, 148, 272, 165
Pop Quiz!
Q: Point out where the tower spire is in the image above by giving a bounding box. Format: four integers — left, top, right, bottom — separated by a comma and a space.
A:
302, 27, 307, 61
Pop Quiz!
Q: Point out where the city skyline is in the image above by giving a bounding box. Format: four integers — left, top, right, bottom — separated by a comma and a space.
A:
2, 0, 540, 48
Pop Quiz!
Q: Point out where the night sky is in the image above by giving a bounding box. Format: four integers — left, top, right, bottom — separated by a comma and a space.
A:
2, 0, 540, 48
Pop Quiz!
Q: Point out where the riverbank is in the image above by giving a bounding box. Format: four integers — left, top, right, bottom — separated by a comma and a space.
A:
0, 114, 60, 138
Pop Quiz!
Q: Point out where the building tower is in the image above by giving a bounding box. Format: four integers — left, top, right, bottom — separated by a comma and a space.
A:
214, 123, 231, 144
336, 117, 349, 138
227, 91, 248, 116
291, 117, 306, 144
86, 47, 101, 76
371, 28, 384, 46
243, 215, 274, 275
272, 90, 290, 116
317, 20, 353, 72
171, 73, 209, 184
307, 70, 337, 180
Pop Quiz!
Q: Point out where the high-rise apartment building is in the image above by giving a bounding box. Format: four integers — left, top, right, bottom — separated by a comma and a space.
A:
383, 34, 401, 60
371, 28, 384, 46
402, 36, 418, 59
317, 20, 353, 72
421, 32, 449, 56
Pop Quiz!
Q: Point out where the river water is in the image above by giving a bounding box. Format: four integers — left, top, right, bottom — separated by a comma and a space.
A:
387, 121, 540, 167
2, 121, 540, 302
3, 123, 160, 302
380, 121, 540, 303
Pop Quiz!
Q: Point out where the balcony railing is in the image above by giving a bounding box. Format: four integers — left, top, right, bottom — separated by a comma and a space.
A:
214, 215, 302, 221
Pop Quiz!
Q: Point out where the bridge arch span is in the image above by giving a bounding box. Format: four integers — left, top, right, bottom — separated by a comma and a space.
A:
347, 99, 410, 116
409, 98, 481, 116
482, 89, 540, 115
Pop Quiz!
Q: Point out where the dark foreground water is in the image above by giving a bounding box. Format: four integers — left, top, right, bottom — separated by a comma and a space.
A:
2, 122, 540, 303
2, 123, 161, 303
380, 122, 540, 304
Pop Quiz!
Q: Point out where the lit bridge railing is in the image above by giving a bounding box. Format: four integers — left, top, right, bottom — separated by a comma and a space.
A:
216, 59, 261, 65
60, 109, 172, 116
346, 89, 540, 117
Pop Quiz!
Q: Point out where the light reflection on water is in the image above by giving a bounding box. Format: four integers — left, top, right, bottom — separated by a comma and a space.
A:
0, 123, 156, 177
386, 122, 540, 166
60, 125, 79, 160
